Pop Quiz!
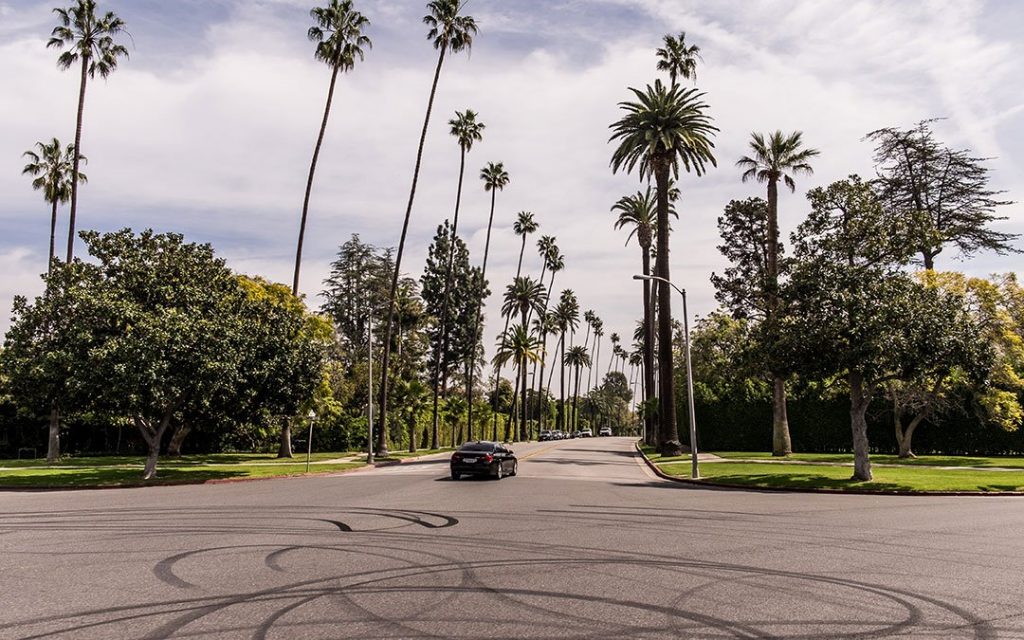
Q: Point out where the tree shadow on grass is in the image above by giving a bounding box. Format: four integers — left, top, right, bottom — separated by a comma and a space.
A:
0, 466, 247, 490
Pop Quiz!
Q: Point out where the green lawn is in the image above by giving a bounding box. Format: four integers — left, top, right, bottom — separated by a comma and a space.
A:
0, 461, 364, 488
659, 461, 1024, 493
0, 451, 361, 469
709, 451, 1024, 469
386, 448, 453, 460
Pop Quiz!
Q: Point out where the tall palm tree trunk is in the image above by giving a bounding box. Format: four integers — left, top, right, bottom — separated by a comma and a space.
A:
66, 57, 88, 264
641, 248, 656, 447
467, 186, 498, 437
654, 162, 682, 456
766, 178, 793, 456
48, 199, 58, 273
379, 47, 447, 458
432, 146, 467, 449
559, 334, 567, 432
572, 365, 581, 431
293, 63, 341, 296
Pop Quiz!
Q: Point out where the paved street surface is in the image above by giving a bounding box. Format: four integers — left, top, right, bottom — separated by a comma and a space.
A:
1, 437, 1023, 638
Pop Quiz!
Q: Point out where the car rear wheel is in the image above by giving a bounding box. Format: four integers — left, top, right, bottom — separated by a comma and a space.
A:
510, 461, 518, 476
451, 470, 460, 481
494, 463, 504, 480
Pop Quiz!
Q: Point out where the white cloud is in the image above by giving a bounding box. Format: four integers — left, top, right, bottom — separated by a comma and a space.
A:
1, 0, 1021, 397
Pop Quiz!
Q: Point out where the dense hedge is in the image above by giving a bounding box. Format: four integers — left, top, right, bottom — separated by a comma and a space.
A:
688, 396, 1024, 456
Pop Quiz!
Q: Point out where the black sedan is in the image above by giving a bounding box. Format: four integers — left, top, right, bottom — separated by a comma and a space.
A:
450, 441, 517, 480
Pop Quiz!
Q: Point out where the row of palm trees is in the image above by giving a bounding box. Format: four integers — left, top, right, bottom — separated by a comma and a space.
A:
27, 2, 819, 457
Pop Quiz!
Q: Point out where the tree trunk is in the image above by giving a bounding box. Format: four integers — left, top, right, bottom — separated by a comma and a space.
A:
922, 251, 935, 271
896, 412, 926, 458
520, 360, 529, 441
559, 335, 567, 431
641, 248, 656, 448
765, 177, 794, 456
506, 383, 518, 443
278, 416, 294, 458
67, 57, 88, 264
167, 423, 191, 457
48, 199, 58, 273
772, 376, 793, 456
654, 161, 682, 457
135, 413, 172, 481
46, 403, 60, 464
491, 232, 529, 438
848, 372, 873, 481
293, 64, 340, 295
379, 47, 447, 460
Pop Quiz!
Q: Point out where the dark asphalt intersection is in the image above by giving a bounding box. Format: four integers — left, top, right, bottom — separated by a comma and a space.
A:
1, 437, 1022, 638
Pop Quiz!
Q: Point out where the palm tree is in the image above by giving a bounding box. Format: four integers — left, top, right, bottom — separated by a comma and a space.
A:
565, 345, 591, 432
736, 130, 819, 457
551, 290, 579, 432
466, 161, 510, 434
47, 0, 128, 263
513, 211, 539, 275
22, 139, 85, 272
493, 324, 542, 444
536, 252, 564, 425
655, 31, 702, 86
378, 0, 476, 458
610, 79, 718, 456
431, 108, 485, 448
292, 0, 371, 296
501, 276, 546, 439
613, 186, 665, 447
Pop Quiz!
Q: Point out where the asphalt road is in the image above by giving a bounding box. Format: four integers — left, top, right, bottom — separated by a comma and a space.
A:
1, 437, 1023, 639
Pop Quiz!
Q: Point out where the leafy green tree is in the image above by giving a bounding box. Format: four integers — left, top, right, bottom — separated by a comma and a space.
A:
655, 31, 701, 86
22, 138, 85, 271
47, 0, 128, 262
866, 119, 1017, 269
735, 131, 819, 456
787, 176, 922, 480
293, 0, 371, 295
379, 0, 477, 458
610, 79, 717, 456
467, 162, 510, 430
422, 221, 484, 448
1, 260, 103, 462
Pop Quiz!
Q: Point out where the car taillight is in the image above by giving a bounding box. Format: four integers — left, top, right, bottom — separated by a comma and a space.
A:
482, 454, 493, 462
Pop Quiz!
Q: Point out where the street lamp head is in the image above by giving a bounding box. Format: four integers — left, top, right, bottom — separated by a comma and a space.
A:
632, 274, 651, 281
308, 409, 317, 420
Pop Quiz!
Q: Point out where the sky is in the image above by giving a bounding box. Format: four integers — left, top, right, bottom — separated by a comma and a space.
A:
1, 0, 1022, 380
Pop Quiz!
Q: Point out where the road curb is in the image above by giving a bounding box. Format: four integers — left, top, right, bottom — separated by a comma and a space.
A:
634, 441, 1024, 497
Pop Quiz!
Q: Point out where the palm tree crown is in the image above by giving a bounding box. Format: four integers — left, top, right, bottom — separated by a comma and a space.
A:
655, 31, 702, 85
450, 109, 485, 151
609, 80, 718, 180
308, 0, 371, 70
493, 324, 542, 369
481, 161, 510, 193
48, 0, 128, 77
565, 345, 591, 369
736, 130, 819, 192
22, 139, 85, 206
514, 211, 538, 237
501, 277, 547, 321
424, 0, 477, 53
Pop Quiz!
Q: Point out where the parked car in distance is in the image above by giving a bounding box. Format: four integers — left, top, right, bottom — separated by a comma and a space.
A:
538, 430, 554, 441
450, 441, 517, 480
552, 430, 565, 440
577, 428, 593, 437
598, 427, 612, 437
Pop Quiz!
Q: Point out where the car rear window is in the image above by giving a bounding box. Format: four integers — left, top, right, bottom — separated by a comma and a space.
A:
458, 442, 495, 452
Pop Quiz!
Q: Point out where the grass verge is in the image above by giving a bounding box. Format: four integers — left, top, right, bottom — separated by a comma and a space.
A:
0, 462, 365, 489
0, 451, 362, 469
662, 462, 1024, 493
709, 451, 1024, 469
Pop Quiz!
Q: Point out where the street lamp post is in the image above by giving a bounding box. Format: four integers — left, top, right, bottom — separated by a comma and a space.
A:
633, 274, 699, 479
367, 301, 375, 464
305, 409, 317, 473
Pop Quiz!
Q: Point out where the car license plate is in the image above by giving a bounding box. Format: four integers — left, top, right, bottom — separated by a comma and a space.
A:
462, 457, 477, 463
